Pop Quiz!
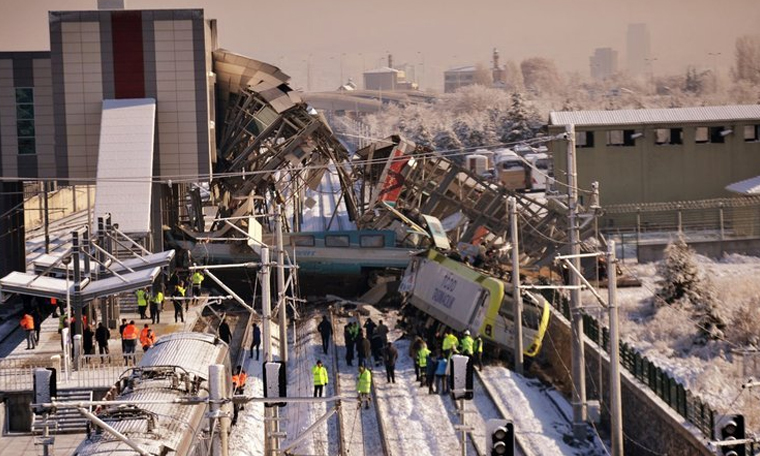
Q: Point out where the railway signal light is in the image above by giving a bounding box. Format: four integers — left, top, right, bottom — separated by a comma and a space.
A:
486, 419, 514, 456
717, 414, 745, 456
449, 354, 473, 400
263, 361, 287, 407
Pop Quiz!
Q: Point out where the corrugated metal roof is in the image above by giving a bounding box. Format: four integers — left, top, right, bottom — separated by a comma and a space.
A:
726, 175, 760, 195
549, 105, 760, 127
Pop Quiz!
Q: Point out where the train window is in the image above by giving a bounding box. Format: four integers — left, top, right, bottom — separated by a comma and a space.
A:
325, 235, 350, 247
360, 234, 385, 248
290, 235, 315, 247
522, 301, 542, 330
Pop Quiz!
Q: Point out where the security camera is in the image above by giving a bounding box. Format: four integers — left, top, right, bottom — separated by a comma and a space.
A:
557, 132, 568, 140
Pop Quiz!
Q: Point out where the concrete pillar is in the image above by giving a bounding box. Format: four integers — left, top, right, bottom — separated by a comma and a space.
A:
0, 182, 26, 277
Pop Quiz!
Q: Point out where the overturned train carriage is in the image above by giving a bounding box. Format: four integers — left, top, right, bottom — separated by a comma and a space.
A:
401, 250, 550, 357
73, 332, 232, 456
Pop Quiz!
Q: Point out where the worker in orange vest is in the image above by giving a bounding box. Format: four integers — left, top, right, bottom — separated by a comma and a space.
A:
21, 313, 36, 349
122, 320, 139, 365
139, 324, 156, 351
231, 365, 248, 394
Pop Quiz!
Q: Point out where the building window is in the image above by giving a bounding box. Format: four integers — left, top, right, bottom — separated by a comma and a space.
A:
709, 126, 725, 144
15, 88, 35, 155
607, 129, 635, 147
695, 127, 709, 144
655, 128, 683, 145
744, 125, 759, 142
576, 131, 594, 148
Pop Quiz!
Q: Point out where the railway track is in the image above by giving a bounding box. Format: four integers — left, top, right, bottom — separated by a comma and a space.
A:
473, 369, 531, 456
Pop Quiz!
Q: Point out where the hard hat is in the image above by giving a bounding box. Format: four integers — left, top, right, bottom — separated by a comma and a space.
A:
464, 330, 470, 336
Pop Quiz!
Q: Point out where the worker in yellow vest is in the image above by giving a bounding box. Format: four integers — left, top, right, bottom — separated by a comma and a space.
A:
459, 330, 475, 356
312, 360, 329, 397
357, 365, 372, 409
135, 288, 148, 319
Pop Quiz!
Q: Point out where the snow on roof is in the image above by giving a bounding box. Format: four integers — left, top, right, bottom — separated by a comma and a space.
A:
364, 66, 400, 74
445, 66, 477, 73
549, 104, 760, 127
726, 175, 760, 195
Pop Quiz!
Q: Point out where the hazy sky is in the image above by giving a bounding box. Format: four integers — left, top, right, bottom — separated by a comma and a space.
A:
1, 0, 759, 91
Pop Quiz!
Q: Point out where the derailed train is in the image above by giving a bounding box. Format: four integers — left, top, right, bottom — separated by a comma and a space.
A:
73, 332, 232, 456
401, 250, 551, 357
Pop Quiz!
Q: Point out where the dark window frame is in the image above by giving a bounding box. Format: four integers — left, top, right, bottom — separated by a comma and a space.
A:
15, 87, 36, 155
290, 235, 315, 247
695, 126, 709, 144
744, 125, 759, 142
359, 234, 385, 248
576, 131, 594, 148
324, 235, 351, 247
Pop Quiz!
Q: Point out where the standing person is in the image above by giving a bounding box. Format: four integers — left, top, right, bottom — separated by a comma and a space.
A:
21, 312, 36, 349
219, 318, 232, 345
232, 365, 248, 394
425, 350, 437, 394
474, 335, 484, 371
358, 331, 371, 368
376, 320, 389, 345
357, 365, 372, 409
95, 322, 110, 363
312, 360, 328, 398
344, 321, 355, 366
122, 320, 139, 365
150, 288, 163, 324
410, 335, 425, 381
250, 322, 261, 360
363, 318, 376, 341
172, 281, 186, 323
136, 288, 148, 320
417, 341, 431, 387
459, 330, 474, 356
317, 315, 333, 354
83, 323, 95, 356
435, 352, 449, 395
32, 306, 42, 344
382, 341, 398, 383
191, 268, 204, 308
118, 318, 128, 354
370, 330, 384, 366
442, 330, 459, 358
140, 324, 155, 351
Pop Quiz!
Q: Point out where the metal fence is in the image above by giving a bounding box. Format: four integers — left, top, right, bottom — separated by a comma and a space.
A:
550, 293, 717, 439
0, 353, 142, 392
601, 195, 760, 241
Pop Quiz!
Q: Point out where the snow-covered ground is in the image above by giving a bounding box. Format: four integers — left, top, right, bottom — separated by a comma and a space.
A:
585, 253, 760, 432
229, 306, 608, 455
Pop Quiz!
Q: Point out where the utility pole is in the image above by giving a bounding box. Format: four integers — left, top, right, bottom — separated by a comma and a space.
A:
43, 181, 50, 254
607, 241, 624, 456
567, 123, 587, 440
275, 207, 287, 363
509, 196, 524, 375
260, 247, 275, 455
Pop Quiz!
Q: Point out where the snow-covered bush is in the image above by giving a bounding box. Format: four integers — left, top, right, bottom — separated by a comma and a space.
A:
654, 236, 726, 344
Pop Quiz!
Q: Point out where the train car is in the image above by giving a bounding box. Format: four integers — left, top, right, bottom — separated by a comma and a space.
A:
73, 332, 232, 456
400, 250, 550, 357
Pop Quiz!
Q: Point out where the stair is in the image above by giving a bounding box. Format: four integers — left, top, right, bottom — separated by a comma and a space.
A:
32, 389, 93, 434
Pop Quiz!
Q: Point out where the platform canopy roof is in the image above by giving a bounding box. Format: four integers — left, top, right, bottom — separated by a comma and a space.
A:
0, 267, 161, 303
31, 250, 175, 277
726, 175, 760, 195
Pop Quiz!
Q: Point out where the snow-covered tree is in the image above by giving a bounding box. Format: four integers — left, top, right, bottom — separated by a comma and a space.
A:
433, 130, 463, 158
655, 235, 726, 344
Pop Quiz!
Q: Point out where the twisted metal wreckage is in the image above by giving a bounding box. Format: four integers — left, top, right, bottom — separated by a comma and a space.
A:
170, 50, 595, 284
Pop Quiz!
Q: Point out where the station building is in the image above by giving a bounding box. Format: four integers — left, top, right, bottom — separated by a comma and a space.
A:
0, 6, 284, 277
548, 105, 760, 207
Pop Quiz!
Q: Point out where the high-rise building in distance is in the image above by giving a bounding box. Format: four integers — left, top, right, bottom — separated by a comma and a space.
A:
627, 23, 651, 76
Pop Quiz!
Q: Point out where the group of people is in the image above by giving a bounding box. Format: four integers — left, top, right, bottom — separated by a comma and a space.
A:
118, 319, 157, 365
411, 328, 484, 395
342, 317, 391, 369
135, 269, 205, 325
